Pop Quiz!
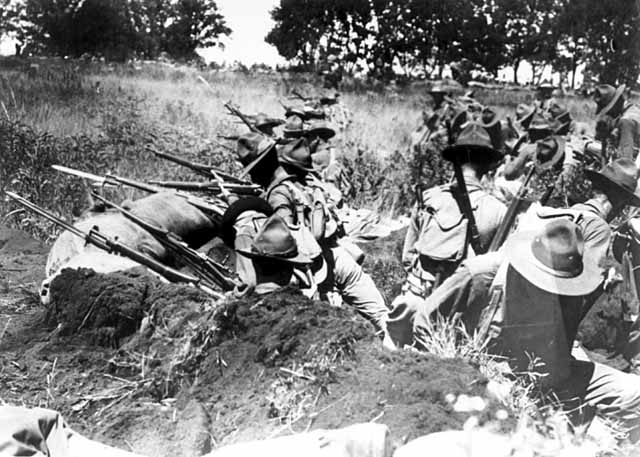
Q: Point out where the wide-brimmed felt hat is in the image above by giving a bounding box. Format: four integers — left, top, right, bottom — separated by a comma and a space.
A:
594, 84, 626, 116
281, 103, 306, 119
220, 196, 274, 248
305, 119, 336, 140
303, 104, 326, 120
585, 158, 640, 207
442, 122, 502, 165
236, 214, 312, 264
534, 137, 564, 171
278, 137, 314, 173
537, 80, 555, 92
283, 115, 305, 137
506, 219, 601, 296
547, 101, 572, 124
552, 119, 572, 136
515, 104, 536, 129
254, 113, 285, 130
236, 132, 277, 176
319, 92, 340, 106
480, 107, 503, 150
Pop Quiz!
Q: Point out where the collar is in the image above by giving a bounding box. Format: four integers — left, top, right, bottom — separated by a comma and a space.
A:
572, 199, 607, 220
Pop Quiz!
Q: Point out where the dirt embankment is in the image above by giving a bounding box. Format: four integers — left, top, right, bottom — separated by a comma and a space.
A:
0, 224, 633, 455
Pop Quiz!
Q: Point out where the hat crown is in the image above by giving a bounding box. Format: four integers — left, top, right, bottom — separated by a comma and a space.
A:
455, 122, 493, 149
284, 115, 304, 131
251, 215, 299, 259
528, 113, 552, 131
280, 138, 313, 170
530, 219, 584, 279
237, 133, 275, 166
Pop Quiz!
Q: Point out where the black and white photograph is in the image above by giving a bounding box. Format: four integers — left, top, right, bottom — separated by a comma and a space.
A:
1, 0, 640, 455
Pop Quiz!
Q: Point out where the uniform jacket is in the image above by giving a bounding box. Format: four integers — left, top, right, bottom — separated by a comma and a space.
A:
402, 176, 506, 271
616, 103, 640, 160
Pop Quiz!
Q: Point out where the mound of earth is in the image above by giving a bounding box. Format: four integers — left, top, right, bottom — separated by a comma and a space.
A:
42, 267, 496, 451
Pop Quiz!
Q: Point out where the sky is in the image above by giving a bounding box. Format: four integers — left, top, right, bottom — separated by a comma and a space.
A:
0, 0, 286, 66
198, 0, 285, 66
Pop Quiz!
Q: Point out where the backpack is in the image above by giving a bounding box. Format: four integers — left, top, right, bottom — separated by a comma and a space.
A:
415, 185, 471, 264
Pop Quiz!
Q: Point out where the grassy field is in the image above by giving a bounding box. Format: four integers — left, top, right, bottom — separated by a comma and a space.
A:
0, 58, 603, 241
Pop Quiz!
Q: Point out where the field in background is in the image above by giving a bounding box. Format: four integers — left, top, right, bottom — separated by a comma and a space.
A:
0, 58, 598, 240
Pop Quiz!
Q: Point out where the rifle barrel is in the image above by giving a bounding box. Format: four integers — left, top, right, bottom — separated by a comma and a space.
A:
6, 191, 223, 298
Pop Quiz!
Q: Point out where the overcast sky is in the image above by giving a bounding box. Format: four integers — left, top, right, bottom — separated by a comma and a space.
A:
199, 0, 285, 66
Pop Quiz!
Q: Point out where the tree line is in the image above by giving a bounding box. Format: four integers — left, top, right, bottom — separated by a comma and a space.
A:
265, 0, 640, 87
0, 0, 231, 62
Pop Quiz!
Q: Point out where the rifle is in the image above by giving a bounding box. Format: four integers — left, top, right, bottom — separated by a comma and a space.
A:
148, 180, 261, 196
92, 193, 238, 292
446, 121, 483, 255
52, 165, 227, 219
5, 191, 223, 299
488, 166, 535, 252
148, 148, 249, 185
224, 101, 260, 133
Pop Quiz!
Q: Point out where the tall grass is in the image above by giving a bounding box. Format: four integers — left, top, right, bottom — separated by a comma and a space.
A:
1, 58, 598, 237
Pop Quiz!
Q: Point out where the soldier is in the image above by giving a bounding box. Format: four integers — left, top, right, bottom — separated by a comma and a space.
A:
235, 214, 313, 296
594, 84, 640, 161
412, 219, 640, 440
253, 113, 285, 137
535, 80, 556, 111
387, 123, 507, 347
235, 132, 390, 335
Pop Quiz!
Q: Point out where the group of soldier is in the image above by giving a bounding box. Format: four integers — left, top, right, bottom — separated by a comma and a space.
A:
219, 81, 640, 441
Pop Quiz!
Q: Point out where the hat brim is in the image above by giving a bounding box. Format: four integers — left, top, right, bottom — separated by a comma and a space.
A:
283, 129, 305, 137
306, 127, 336, 140
279, 155, 315, 173
442, 144, 502, 164
257, 120, 285, 129
535, 138, 564, 172
506, 230, 602, 296
553, 121, 571, 136
236, 248, 312, 265
239, 142, 276, 178
518, 110, 536, 128
596, 84, 626, 116
585, 168, 640, 207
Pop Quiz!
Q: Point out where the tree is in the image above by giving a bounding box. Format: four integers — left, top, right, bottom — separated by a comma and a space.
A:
16, 0, 231, 61
491, 0, 560, 83
164, 0, 231, 60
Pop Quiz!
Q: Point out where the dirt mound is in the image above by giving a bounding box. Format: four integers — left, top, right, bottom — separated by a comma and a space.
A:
114, 287, 493, 447
47, 267, 215, 347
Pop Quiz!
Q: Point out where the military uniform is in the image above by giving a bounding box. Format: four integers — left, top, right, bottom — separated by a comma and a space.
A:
616, 103, 640, 160
265, 171, 389, 331
388, 123, 506, 347
413, 221, 640, 438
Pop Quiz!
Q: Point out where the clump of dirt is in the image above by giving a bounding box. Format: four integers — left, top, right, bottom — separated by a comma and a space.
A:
115, 287, 494, 447
47, 267, 215, 347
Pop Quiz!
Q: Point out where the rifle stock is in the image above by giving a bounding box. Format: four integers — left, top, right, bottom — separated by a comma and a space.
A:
5, 191, 223, 299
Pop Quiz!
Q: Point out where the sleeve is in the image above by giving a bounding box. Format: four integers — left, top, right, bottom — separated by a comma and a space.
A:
401, 203, 422, 271
582, 218, 612, 267
267, 186, 296, 225
616, 118, 637, 160
502, 146, 532, 180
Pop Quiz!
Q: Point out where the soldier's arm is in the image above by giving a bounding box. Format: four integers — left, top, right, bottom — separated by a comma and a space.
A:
616, 118, 637, 160
582, 218, 612, 267
401, 204, 421, 271
268, 187, 296, 225
502, 146, 531, 180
